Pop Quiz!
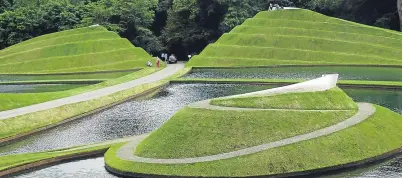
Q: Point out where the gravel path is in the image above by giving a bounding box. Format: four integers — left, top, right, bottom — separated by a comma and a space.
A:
0, 63, 184, 120
115, 74, 376, 164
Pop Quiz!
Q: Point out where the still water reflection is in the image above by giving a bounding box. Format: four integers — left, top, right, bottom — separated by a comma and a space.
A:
184, 67, 402, 81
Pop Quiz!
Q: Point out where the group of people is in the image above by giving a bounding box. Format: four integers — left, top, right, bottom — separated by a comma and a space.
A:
147, 53, 191, 68
269, 3, 283, 10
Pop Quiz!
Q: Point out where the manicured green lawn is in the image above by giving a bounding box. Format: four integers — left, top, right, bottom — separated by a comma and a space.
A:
187, 9, 402, 67
242, 19, 400, 38
211, 87, 358, 110
0, 39, 137, 65
0, 48, 149, 74
0, 31, 120, 57
135, 108, 355, 158
105, 105, 401, 177
230, 27, 401, 48
0, 26, 153, 74
216, 34, 400, 59
6, 26, 107, 48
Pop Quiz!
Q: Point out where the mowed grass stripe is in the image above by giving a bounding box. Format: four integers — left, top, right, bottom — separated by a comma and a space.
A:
216, 34, 401, 59
0, 38, 134, 64
0, 48, 149, 74
40, 60, 151, 74
201, 44, 400, 61
0, 47, 150, 67
242, 19, 401, 38
253, 10, 400, 33
231, 26, 401, 48
197, 45, 400, 65
6, 26, 108, 49
186, 56, 339, 67
253, 10, 346, 24
0, 31, 120, 56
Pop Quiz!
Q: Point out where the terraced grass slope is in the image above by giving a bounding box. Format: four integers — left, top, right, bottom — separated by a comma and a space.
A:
105, 83, 402, 177
187, 9, 402, 67
0, 26, 152, 74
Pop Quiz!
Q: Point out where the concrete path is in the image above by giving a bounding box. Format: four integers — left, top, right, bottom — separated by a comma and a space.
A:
116, 103, 375, 164
188, 99, 352, 112
0, 63, 184, 120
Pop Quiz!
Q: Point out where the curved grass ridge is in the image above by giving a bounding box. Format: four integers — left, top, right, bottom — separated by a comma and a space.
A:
105, 104, 401, 177
0, 26, 152, 74
210, 87, 358, 110
187, 9, 402, 67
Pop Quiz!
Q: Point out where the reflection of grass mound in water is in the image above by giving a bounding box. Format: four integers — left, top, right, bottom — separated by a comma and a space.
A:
105, 84, 402, 177
0, 26, 151, 74
211, 87, 358, 110
187, 9, 401, 67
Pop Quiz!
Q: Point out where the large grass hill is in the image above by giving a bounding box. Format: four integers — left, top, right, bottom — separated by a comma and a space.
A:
187, 9, 402, 67
0, 26, 152, 74
105, 86, 402, 177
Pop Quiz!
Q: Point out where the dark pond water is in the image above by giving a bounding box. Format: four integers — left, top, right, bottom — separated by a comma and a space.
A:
1, 84, 401, 178
0, 84, 89, 93
184, 67, 402, 81
0, 71, 132, 82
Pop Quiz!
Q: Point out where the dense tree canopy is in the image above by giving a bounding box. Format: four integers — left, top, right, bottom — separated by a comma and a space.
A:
0, 0, 401, 59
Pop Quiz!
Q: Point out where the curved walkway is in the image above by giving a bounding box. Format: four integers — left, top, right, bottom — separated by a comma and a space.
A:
116, 102, 375, 164
0, 63, 184, 120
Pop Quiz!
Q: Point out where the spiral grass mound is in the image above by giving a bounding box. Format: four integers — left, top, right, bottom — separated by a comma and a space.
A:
187, 9, 402, 67
0, 26, 152, 74
105, 74, 402, 177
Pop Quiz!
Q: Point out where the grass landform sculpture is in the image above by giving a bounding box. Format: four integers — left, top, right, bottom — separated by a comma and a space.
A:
0, 26, 151, 74
187, 9, 402, 67
105, 74, 402, 177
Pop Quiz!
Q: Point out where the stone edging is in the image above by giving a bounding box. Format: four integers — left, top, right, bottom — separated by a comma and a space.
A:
0, 83, 168, 146
104, 148, 402, 178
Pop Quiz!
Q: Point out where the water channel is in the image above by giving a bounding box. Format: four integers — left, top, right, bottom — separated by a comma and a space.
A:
1, 83, 401, 178
184, 67, 402, 81
0, 84, 89, 93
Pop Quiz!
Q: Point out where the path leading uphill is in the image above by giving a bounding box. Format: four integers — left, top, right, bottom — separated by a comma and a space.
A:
0, 63, 184, 120
116, 102, 375, 164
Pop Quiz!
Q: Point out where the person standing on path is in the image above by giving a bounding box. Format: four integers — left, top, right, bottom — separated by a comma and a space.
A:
156, 57, 161, 68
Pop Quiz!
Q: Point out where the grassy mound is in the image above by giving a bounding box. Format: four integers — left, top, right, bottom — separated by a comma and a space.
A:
135, 87, 357, 158
0, 26, 152, 74
211, 87, 358, 110
135, 108, 355, 158
105, 105, 401, 177
187, 9, 402, 67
